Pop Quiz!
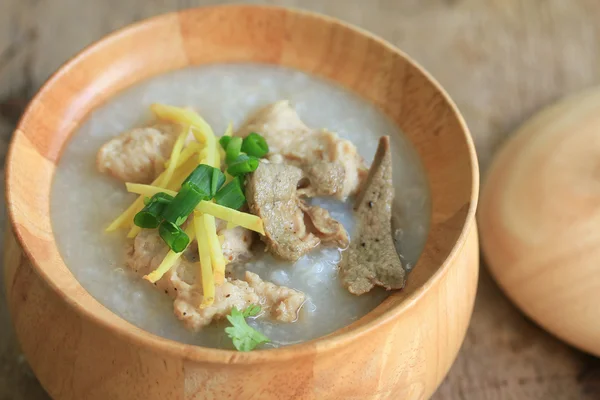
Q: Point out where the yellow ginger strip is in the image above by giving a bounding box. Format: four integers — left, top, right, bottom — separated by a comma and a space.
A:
144, 224, 196, 283
166, 156, 199, 191
194, 212, 215, 307
125, 183, 265, 235
202, 213, 226, 285
201, 130, 217, 168
164, 141, 202, 168
197, 201, 264, 235
150, 104, 213, 143
223, 122, 233, 137
151, 104, 219, 168
106, 196, 145, 232
199, 121, 224, 286
209, 124, 220, 169
156, 127, 189, 187
126, 227, 140, 239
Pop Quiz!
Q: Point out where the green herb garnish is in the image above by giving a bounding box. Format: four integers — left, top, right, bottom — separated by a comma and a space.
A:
211, 167, 225, 198
161, 183, 206, 226
241, 132, 269, 158
225, 136, 243, 164
243, 304, 262, 317
225, 306, 269, 352
214, 177, 246, 210
183, 164, 224, 199
219, 135, 232, 151
226, 154, 259, 177
158, 220, 190, 253
133, 193, 174, 229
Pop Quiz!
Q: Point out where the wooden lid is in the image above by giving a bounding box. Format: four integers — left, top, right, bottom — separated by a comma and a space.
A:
478, 87, 600, 356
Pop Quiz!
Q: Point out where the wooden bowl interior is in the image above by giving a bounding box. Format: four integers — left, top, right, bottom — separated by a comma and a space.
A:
6, 6, 477, 359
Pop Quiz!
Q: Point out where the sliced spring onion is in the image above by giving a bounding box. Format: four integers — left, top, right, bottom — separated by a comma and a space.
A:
225, 136, 242, 164
134, 211, 161, 229
159, 221, 190, 253
227, 154, 259, 177
194, 213, 215, 307
183, 164, 215, 198
211, 132, 221, 170
144, 224, 196, 283
214, 177, 246, 210
128, 156, 200, 238
125, 184, 265, 235
218, 123, 233, 162
183, 164, 225, 198
241, 132, 269, 158
219, 135, 232, 151
211, 168, 226, 197
162, 183, 207, 226
133, 193, 174, 229
202, 213, 226, 285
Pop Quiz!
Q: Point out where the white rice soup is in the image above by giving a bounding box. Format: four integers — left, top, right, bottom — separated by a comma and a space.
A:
51, 64, 431, 349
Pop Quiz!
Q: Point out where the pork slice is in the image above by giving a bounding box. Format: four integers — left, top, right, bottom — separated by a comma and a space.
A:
215, 219, 254, 264
298, 161, 345, 198
125, 230, 304, 331
245, 272, 306, 322
97, 123, 182, 183
125, 229, 193, 299
237, 101, 367, 200
236, 100, 311, 153
339, 136, 405, 295
245, 161, 320, 261
300, 201, 349, 249
174, 279, 261, 332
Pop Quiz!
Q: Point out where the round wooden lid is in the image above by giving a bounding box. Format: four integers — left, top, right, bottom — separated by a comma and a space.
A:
478, 87, 600, 356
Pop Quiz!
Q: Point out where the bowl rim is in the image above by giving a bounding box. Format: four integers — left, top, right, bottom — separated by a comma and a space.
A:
5, 4, 479, 364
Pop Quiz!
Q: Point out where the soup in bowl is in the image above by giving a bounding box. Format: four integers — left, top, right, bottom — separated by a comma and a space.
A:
5, 5, 479, 400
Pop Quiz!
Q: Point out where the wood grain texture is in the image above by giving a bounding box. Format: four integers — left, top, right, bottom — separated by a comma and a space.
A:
3, 5, 478, 400
479, 88, 600, 357
1, 1, 600, 400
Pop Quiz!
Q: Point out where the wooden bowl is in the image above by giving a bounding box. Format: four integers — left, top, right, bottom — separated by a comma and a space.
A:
4, 6, 479, 400
479, 87, 600, 357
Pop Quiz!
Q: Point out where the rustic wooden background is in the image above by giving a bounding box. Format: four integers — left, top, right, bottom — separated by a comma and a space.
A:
1, 1, 600, 399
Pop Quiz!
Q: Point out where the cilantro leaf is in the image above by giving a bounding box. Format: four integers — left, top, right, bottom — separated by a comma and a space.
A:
243, 304, 262, 318
225, 306, 270, 352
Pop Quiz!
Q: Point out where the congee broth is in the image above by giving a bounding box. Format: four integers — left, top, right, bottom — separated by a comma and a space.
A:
51, 64, 430, 350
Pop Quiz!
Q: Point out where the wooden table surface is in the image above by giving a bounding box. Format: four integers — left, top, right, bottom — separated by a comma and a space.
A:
1, 1, 600, 399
